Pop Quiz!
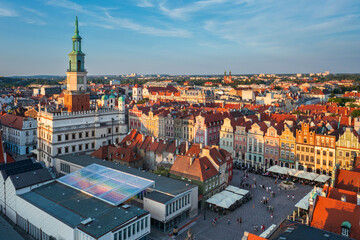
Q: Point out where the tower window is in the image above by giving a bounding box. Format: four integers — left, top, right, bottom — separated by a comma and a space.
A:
77, 60, 81, 71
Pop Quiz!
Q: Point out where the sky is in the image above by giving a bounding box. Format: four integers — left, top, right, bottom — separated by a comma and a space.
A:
0, 0, 360, 76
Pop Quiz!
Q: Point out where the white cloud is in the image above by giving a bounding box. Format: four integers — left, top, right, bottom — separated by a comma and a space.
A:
22, 7, 45, 16
47, 0, 191, 38
137, 0, 154, 8
0, 7, 17, 17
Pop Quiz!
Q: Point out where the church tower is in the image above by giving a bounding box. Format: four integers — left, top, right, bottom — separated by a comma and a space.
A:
64, 17, 90, 112
66, 16, 87, 91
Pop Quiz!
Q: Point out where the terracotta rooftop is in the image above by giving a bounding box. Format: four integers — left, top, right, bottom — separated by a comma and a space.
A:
0, 114, 24, 130
170, 155, 218, 181
335, 169, 360, 192
310, 196, 360, 239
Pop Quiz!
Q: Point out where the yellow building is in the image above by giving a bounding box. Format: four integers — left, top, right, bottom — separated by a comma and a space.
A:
279, 124, 296, 168
296, 122, 315, 172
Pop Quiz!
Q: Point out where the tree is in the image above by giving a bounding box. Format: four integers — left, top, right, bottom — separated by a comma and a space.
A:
350, 110, 360, 118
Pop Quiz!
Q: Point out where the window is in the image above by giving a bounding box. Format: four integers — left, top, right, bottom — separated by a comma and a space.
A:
79, 132, 82, 139
72, 133, 76, 139
92, 143, 95, 149
346, 152, 350, 157
60, 162, 70, 173
92, 130, 95, 137
141, 219, 144, 230
65, 146, 69, 153
85, 131, 89, 137
57, 135, 62, 141
79, 145, 82, 151
108, 128, 112, 134
72, 145, 76, 152
85, 143, 89, 150
65, 134, 69, 141
57, 148, 62, 155
145, 217, 148, 228
339, 151, 343, 157
329, 152, 333, 157
341, 228, 349, 237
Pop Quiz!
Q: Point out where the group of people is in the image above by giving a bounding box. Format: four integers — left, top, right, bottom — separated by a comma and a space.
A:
252, 224, 266, 232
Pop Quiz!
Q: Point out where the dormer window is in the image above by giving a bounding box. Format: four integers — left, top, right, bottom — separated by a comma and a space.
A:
341, 221, 351, 237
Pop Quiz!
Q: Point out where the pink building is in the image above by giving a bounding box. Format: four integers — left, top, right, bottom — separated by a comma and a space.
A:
264, 123, 282, 167
234, 120, 252, 161
194, 112, 223, 146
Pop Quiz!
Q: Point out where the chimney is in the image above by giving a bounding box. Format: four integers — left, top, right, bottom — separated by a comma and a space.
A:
349, 116, 352, 126
357, 193, 360, 205
200, 143, 203, 149
190, 157, 195, 165
152, 137, 155, 143
186, 141, 189, 152
341, 195, 346, 202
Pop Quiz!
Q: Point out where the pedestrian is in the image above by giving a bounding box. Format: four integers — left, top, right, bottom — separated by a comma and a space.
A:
287, 194, 290, 200
292, 194, 295, 201
237, 218, 239, 224
271, 214, 273, 220
240, 217, 242, 224
227, 219, 230, 225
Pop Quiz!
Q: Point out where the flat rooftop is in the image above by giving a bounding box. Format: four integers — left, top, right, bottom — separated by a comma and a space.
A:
20, 181, 148, 239
58, 154, 196, 196
58, 163, 154, 206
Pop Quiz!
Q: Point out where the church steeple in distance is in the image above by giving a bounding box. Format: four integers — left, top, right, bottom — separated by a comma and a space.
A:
66, 16, 87, 92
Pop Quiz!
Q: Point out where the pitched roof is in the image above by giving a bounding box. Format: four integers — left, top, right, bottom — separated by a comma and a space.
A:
335, 169, 360, 192
0, 114, 24, 130
9, 168, 53, 190
310, 196, 360, 239
323, 185, 358, 205
170, 155, 218, 181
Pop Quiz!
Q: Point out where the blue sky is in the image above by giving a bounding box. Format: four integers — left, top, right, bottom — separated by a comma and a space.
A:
0, 0, 359, 76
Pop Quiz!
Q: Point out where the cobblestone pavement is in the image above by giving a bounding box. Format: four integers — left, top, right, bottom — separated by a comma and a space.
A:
176, 169, 313, 240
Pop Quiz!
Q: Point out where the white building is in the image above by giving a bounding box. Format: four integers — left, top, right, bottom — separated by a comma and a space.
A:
14, 164, 151, 240
242, 90, 255, 101
0, 114, 37, 155
56, 154, 199, 233
133, 84, 143, 102
37, 105, 127, 167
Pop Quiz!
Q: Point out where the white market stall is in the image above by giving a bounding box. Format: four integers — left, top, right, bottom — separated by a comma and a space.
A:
314, 174, 331, 183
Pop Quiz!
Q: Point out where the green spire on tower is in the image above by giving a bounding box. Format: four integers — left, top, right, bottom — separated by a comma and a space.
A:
68, 16, 85, 72
73, 16, 81, 39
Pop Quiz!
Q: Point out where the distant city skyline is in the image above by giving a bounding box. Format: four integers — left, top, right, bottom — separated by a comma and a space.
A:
0, 0, 359, 76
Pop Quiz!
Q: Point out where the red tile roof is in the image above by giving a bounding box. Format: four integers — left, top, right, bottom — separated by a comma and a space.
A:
335, 169, 360, 192
311, 196, 360, 239
323, 185, 358, 204
0, 114, 24, 130
170, 155, 218, 181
